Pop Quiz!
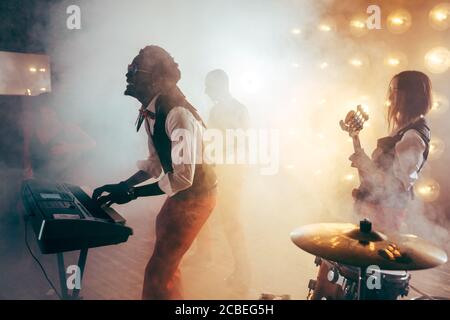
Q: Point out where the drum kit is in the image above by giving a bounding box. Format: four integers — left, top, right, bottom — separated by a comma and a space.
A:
291, 219, 448, 300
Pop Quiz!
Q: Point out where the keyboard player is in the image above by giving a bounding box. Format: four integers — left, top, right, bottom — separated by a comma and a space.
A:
92, 46, 217, 300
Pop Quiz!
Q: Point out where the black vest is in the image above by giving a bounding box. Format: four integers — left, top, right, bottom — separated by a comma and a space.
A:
151, 95, 217, 197
356, 118, 430, 208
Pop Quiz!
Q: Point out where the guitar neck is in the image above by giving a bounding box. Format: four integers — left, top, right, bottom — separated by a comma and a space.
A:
352, 135, 362, 152
352, 134, 365, 185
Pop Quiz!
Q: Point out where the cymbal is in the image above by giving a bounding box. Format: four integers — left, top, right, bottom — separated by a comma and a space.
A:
290, 220, 448, 271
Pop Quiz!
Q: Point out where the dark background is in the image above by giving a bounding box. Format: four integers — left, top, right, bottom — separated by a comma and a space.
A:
0, 0, 56, 169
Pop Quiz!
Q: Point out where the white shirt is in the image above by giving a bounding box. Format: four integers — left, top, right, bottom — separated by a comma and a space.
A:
372, 129, 427, 191
208, 97, 250, 166
136, 94, 204, 197
392, 130, 427, 190
208, 97, 250, 130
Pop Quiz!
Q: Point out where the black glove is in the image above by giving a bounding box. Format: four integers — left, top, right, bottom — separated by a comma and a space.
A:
92, 181, 137, 206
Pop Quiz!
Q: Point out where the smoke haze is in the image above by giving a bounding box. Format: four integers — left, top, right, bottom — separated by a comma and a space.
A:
1, 0, 449, 299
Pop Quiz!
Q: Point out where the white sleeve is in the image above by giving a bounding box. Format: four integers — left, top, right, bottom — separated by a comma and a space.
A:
136, 136, 163, 178
157, 107, 201, 197
392, 130, 426, 190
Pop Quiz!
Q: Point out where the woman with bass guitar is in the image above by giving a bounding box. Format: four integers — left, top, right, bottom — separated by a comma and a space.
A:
308, 71, 433, 300
348, 70, 432, 233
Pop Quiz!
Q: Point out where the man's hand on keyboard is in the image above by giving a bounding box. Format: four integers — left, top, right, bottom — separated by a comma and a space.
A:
92, 182, 136, 206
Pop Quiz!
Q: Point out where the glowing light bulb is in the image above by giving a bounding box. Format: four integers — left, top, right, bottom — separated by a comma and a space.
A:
415, 178, 440, 202
384, 52, 408, 68
429, 3, 450, 30
432, 101, 440, 110
387, 10, 412, 34
350, 20, 366, 29
430, 144, 436, 153
39, 68, 46, 72
435, 11, 448, 21
319, 62, 329, 69
425, 47, 450, 74
429, 54, 445, 64
319, 24, 332, 32
29, 67, 37, 73
430, 92, 449, 116
291, 28, 301, 35
388, 58, 400, 66
429, 138, 445, 160
391, 17, 405, 25
40, 87, 46, 92
349, 59, 363, 67
344, 174, 355, 181
26, 89, 32, 95
349, 13, 369, 37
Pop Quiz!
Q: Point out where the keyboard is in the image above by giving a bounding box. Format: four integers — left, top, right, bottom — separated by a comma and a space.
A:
22, 179, 133, 254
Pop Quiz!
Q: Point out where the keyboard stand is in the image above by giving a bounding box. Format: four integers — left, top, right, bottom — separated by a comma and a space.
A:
56, 248, 88, 300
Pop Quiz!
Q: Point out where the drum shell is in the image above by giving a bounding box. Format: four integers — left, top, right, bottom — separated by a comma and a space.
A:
310, 258, 410, 300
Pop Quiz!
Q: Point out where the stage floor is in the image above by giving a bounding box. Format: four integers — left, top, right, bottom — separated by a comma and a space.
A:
1, 196, 449, 300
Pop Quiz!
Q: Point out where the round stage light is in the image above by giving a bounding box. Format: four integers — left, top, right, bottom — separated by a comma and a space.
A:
384, 52, 408, 68
349, 14, 368, 37
343, 173, 355, 182
349, 58, 363, 67
319, 24, 332, 32
414, 178, 440, 202
387, 9, 412, 34
424, 47, 450, 74
429, 3, 450, 30
348, 55, 369, 68
318, 17, 336, 33
431, 92, 449, 115
429, 137, 446, 160
387, 58, 400, 66
319, 61, 329, 70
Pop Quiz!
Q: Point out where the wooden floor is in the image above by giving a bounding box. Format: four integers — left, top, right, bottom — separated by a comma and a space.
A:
1, 193, 450, 300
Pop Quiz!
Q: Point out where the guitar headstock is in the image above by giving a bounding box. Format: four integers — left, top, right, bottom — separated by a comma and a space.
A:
339, 105, 369, 137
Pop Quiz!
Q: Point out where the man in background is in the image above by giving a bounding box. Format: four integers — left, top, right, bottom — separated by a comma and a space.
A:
187, 69, 251, 293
